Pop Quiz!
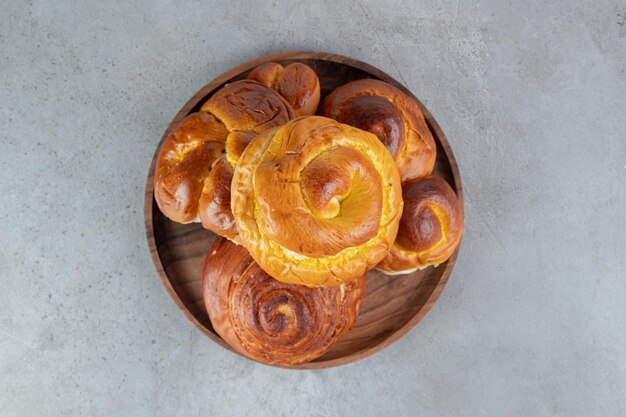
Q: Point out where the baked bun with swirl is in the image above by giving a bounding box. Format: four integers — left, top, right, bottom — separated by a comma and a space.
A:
154, 80, 295, 241
231, 116, 403, 287
377, 176, 463, 274
247, 62, 320, 117
320, 79, 436, 182
202, 237, 366, 366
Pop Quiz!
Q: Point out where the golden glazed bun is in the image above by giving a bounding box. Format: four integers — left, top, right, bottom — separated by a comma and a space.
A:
320, 78, 436, 182
248, 62, 321, 116
202, 238, 366, 366
377, 176, 463, 274
154, 80, 295, 241
231, 116, 403, 287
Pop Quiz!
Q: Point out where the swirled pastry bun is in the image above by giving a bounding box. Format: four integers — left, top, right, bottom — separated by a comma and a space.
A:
377, 176, 463, 274
321, 78, 436, 182
231, 116, 403, 287
154, 80, 295, 241
202, 238, 365, 366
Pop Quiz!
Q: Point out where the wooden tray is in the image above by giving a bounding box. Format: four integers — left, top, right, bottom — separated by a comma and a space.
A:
144, 51, 463, 369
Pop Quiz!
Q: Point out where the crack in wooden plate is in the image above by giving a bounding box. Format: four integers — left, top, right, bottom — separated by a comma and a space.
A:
144, 51, 463, 369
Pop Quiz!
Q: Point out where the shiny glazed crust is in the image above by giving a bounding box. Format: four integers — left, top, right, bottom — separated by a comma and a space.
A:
320, 78, 436, 182
202, 238, 366, 366
377, 176, 463, 273
247, 62, 321, 117
154, 80, 295, 240
231, 116, 403, 287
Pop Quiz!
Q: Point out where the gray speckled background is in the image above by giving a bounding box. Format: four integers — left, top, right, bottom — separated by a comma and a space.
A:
1, 1, 625, 416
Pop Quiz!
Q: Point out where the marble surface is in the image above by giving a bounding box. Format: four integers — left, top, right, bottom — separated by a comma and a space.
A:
1, 1, 625, 416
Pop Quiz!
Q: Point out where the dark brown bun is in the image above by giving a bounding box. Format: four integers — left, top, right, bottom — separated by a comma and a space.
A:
202, 237, 366, 366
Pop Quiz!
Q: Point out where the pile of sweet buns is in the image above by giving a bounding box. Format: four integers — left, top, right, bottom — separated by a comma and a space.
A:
154, 62, 463, 366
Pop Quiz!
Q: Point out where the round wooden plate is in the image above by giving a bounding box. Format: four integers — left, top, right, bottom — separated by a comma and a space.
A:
144, 51, 463, 369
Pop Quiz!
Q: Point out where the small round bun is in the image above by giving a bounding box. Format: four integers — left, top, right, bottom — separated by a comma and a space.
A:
377, 176, 463, 274
231, 116, 403, 286
321, 78, 436, 182
202, 237, 366, 366
248, 62, 321, 117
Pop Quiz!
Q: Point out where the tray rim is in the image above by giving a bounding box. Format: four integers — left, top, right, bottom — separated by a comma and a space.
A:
144, 51, 464, 369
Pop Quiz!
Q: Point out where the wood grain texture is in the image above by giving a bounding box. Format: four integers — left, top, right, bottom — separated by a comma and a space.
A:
144, 51, 464, 369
